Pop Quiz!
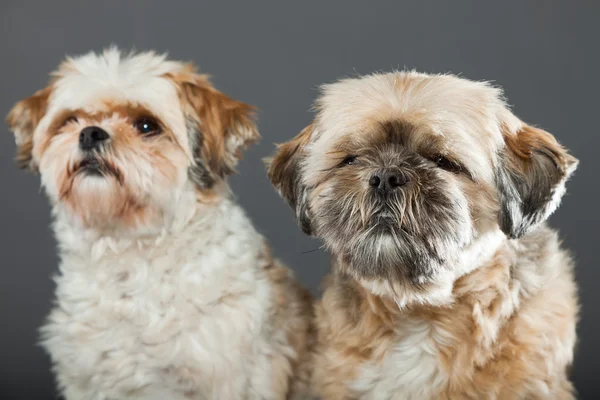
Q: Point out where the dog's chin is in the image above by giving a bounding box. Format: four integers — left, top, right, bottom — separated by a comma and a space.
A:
337, 231, 445, 288
344, 219, 436, 277
321, 203, 472, 287
56, 160, 147, 231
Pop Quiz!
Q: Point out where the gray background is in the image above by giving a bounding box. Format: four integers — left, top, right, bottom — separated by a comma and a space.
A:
0, 0, 598, 398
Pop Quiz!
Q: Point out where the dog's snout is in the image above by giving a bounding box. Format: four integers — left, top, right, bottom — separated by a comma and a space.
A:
79, 126, 109, 151
369, 170, 407, 194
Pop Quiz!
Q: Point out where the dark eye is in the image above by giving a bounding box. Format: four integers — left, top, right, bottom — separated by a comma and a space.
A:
433, 155, 462, 173
341, 155, 358, 166
134, 117, 161, 136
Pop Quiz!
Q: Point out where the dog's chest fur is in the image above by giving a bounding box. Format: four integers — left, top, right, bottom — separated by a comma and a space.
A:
349, 317, 447, 400
42, 201, 285, 399
315, 227, 577, 400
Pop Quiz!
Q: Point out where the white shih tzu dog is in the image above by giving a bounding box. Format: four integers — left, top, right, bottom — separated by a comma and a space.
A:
6, 48, 313, 400
268, 71, 579, 399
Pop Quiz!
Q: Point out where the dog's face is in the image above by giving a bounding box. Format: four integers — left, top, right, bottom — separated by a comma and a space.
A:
268, 72, 577, 301
6, 49, 258, 233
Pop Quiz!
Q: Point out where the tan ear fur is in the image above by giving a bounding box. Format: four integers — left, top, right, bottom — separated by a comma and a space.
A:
6, 86, 52, 170
169, 67, 259, 183
267, 124, 313, 203
496, 123, 578, 238
266, 123, 314, 235
503, 125, 577, 173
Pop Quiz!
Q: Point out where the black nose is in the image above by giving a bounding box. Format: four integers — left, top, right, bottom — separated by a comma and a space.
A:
369, 170, 408, 194
79, 126, 109, 150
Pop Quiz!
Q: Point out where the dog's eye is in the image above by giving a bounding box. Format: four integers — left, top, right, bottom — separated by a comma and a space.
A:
433, 155, 462, 173
134, 117, 161, 136
341, 155, 358, 166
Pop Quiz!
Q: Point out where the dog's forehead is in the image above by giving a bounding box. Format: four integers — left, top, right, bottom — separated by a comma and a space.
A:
34, 49, 188, 145
307, 72, 511, 182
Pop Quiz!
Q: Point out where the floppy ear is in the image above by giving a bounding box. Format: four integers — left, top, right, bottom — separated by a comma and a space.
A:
496, 123, 578, 239
266, 124, 314, 235
5, 86, 52, 171
170, 68, 259, 188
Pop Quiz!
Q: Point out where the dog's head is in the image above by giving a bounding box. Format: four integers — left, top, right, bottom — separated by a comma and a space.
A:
6, 48, 258, 233
268, 72, 577, 302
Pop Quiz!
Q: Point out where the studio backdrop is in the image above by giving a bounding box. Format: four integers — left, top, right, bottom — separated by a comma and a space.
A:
0, 1, 598, 398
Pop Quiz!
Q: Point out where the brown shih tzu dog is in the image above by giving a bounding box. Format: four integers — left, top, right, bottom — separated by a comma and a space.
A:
6, 48, 312, 400
268, 71, 579, 399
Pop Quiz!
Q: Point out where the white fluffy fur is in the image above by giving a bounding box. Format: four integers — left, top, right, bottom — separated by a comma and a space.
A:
25, 49, 192, 240
44, 196, 294, 399
8, 49, 308, 400
36, 48, 191, 158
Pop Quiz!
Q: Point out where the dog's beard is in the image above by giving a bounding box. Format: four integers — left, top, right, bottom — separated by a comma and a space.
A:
314, 170, 472, 285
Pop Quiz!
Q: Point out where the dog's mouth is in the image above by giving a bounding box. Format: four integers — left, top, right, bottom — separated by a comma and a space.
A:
75, 156, 122, 183
375, 210, 396, 221
78, 158, 103, 176
368, 209, 401, 232
365, 198, 419, 234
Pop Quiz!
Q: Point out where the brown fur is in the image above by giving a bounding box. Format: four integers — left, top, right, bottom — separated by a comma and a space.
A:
267, 123, 313, 204
311, 273, 398, 400
313, 227, 577, 399
503, 124, 577, 178
497, 123, 578, 240
167, 68, 259, 177
5, 85, 52, 170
